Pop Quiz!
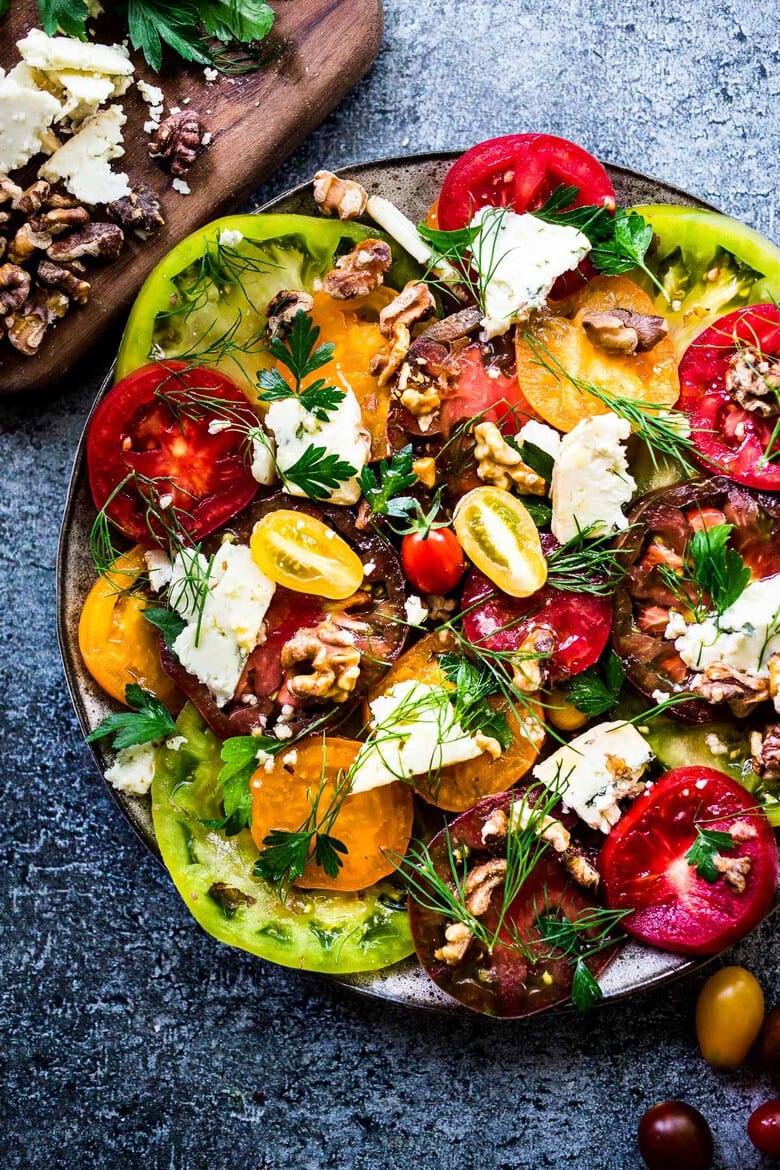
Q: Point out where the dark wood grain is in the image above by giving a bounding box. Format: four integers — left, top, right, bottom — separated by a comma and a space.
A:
0, 0, 383, 396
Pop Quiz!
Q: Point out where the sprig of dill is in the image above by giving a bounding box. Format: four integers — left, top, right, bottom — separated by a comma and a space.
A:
545, 524, 630, 595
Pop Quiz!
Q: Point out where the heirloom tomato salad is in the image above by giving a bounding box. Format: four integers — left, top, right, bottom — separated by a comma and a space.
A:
78, 134, 780, 1017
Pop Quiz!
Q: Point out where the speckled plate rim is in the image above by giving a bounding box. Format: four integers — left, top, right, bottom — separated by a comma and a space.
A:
57, 150, 742, 1015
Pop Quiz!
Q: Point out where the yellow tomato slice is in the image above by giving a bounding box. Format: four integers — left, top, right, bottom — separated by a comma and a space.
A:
250, 737, 413, 891
78, 547, 181, 709
514, 274, 680, 432
250, 509, 365, 599
366, 633, 545, 812
453, 486, 547, 598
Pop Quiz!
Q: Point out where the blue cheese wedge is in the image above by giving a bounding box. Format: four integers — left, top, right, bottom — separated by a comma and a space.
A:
0, 72, 62, 172
265, 389, 370, 506
17, 28, 133, 86
39, 104, 130, 203
105, 743, 156, 796
551, 411, 636, 543
532, 720, 653, 833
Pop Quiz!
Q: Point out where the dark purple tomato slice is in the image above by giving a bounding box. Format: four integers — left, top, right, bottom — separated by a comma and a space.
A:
600, 767, 778, 955
678, 304, 780, 491
408, 791, 616, 1018
159, 494, 408, 738
87, 362, 259, 542
612, 477, 780, 722
461, 568, 611, 683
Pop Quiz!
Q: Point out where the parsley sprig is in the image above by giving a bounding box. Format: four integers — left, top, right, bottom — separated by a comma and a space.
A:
519, 904, 631, 1013
257, 311, 345, 421
357, 445, 417, 518
563, 651, 626, 717
685, 825, 736, 883
439, 653, 513, 751
659, 522, 750, 622
87, 684, 176, 750
201, 736, 279, 836
281, 444, 358, 501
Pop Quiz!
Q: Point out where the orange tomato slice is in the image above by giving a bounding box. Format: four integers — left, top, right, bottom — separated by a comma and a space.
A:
514, 274, 680, 432
366, 633, 545, 812
250, 737, 413, 892
78, 547, 181, 709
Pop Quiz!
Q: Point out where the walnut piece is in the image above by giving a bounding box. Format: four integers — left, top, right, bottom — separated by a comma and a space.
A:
751, 724, 780, 782
30, 206, 90, 238
582, 308, 669, 354
474, 421, 547, 495
690, 662, 771, 717
434, 921, 473, 966
312, 170, 368, 220
464, 858, 507, 916
560, 845, 601, 892
280, 620, 361, 703
419, 305, 482, 344
13, 180, 50, 216
149, 110, 205, 176
107, 184, 165, 234
47, 222, 124, 263
6, 287, 68, 355
323, 239, 392, 300
726, 347, 780, 418
266, 289, 315, 339
510, 627, 555, 694
37, 260, 90, 305
0, 263, 31, 315
369, 282, 437, 389
713, 853, 753, 894
7, 222, 52, 264
412, 456, 437, 488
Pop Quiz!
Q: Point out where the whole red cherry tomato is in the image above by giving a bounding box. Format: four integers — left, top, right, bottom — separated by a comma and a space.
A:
401, 526, 465, 595
748, 1100, 780, 1156
638, 1101, 714, 1170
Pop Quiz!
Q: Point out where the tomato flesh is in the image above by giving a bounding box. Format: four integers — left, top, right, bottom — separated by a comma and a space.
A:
600, 766, 778, 954
437, 133, 615, 230
678, 304, 780, 491
87, 362, 259, 543
461, 568, 611, 682
439, 339, 539, 436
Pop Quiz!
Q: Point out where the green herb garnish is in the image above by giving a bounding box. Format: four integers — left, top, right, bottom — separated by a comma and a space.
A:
280, 444, 358, 501
439, 653, 513, 751
685, 826, 736, 883
357, 445, 417, 518
563, 651, 626, 716
86, 683, 176, 750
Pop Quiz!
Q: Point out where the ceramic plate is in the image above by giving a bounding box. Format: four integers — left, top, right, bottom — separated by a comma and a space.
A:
58, 153, 720, 1012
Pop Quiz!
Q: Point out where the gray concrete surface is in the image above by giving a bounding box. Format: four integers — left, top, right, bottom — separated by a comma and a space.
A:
2, 1, 779, 1167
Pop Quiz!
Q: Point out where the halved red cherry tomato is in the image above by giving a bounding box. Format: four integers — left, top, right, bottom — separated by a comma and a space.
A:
87, 362, 259, 543
401, 527, 465, 595
678, 304, 780, 491
439, 339, 539, 436
461, 568, 611, 682
600, 767, 779, 955
437, 133, 616, 230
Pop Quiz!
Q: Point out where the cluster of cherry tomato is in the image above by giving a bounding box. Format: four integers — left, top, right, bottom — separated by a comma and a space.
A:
638, 966, 780, 1167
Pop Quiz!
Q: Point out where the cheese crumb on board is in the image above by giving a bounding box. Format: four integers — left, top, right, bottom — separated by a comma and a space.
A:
40, 104, 130, 203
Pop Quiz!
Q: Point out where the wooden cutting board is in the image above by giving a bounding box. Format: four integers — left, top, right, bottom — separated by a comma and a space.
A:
0, 0, 383, 396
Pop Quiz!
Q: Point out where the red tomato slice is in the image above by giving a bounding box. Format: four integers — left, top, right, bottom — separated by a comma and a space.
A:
678, 304, 780, 491
87, 362, 259, 542
461, 568, 611, 682
437, 133, 615, 230
439, 340, 540, 436
600, 767, 778, 955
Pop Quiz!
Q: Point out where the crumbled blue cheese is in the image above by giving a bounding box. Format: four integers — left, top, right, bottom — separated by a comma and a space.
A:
250, 431, 277, 485
39, 104, 130, 203
666, 575, 780, 707
403, 595, 429, 626
265, 389, 370, 506
18, 28, 133, 82
137, 79, 164, 108
105, 743, 156, 795
349, 680, 496, 794
0, 72, 62, 171
167, 543, 276, 706
532, 720, 653, 832
551, 411, 636, 543
470, 207, 591, 339
218, 228, 244, 248
519, 419, 562, 460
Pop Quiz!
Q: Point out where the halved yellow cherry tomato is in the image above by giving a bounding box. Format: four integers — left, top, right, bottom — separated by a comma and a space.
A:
695, 965, 765, 1068
366, 633, 545, 812
514, 274, 680, 432
250, 509, 364, 599
78, 547, 181, 709
250, 737, 413, 891
453, 486, 547, 598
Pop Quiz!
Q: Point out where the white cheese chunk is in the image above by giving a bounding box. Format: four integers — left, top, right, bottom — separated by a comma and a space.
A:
105, 743, 156, 796
51, 69, 116, 124
533, 720, 653, 833
250, 432, 277, 485
144, 548, 173, 592
666, 575, 780, 705
470, 207, 591, 339
551, 411, 636, 543
349, 680, 491, 794
168, 544, 276, 707
0, 73, 62, 172
519, 419, 562, 460
218, 227, 244, 248
39, 104, 130, 203
18, 28, 133, 79
137, 79, 164, 107
265, 389, 370, 506
403, 594, 429, 626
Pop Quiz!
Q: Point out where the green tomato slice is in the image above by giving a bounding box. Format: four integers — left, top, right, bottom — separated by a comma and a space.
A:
151, 704, 414, 973
116, 213, 420, 393
630, 204, 780, 354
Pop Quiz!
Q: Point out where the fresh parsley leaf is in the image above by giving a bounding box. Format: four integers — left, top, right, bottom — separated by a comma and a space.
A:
533, 185, 615, 243
282, 444, 358, 501
142, 607, 186, 650
590, 210, 654, 277
418, 222, 483, 255
571, 958, 604, 1014
522, 499, 552, 529
269, 311, 334, 387
358, 445, 417, 517
201, 735, 282, 836
253, 829, 312, 887
257, 375, 345, 422
125, 0, 212, 73
564, 651, 626, 716
439, 653, 513, 752
199, 0, 274, 43
256, 368, 293, 398
0, 0, 10, 18
39, 0, 89, 37
689, 522, 750, 617
513, 438, 554, 484
685, 826, 735, 883
86, 683, 176, 750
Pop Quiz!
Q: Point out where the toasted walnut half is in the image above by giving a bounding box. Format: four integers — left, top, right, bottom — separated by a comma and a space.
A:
6, 287, 69, 356
690, 662, 771, 717
149, 110, 205, 176
474, 421, 547, 495
751, 724, 780, 782
280, 620, 361, 703
266, 289, 315, 339
313, 170, 368, 220
0, 263, 31, 315
582, 308, 668, 355
726, 347, 780, 418
510, 627, 555, 694
47, 222, 124, 263
323, 239, 392, 299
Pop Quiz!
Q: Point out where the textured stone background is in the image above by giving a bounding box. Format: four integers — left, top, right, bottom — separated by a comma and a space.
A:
2, 1, 780, 1167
